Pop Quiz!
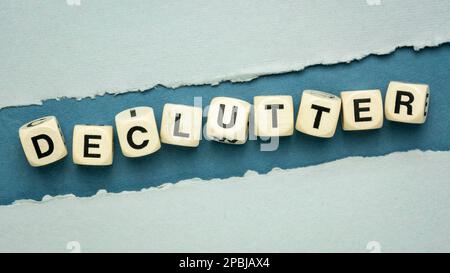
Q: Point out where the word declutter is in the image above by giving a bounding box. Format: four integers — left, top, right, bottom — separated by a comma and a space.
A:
19, 81, 430, 167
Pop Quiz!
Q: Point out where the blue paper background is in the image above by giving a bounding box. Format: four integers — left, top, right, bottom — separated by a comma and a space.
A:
0, 45, 449, 205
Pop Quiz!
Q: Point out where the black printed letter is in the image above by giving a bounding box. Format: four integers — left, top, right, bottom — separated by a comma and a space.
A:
127, 126, 149, 149
173, 113, 190, 138
311, 104, 331, 129
217, 104, 238, 129
31, 134, 54, 159
265, 104, 284, 128
394, 91, 414, 115
84, 135, 101, 158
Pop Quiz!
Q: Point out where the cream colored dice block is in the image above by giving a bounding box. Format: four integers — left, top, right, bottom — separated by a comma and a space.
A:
295, 90, 341, 138
206, 97, 251, 144
115, 107, 161, 157
253, 95, 294, 137
19, 116, 68, 167
341, 89, 383, 131
160, 104, 203, 147
385, 81, 429, 124
72, 125, 113, 166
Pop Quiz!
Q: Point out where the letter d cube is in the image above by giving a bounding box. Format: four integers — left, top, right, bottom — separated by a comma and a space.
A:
19, 116, 68, 167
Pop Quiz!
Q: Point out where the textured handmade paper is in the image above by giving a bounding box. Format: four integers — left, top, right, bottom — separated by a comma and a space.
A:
1, 1, 450, 253
1, 45, 449, 205
1, 151, 449, 252
0, 0, 449, 108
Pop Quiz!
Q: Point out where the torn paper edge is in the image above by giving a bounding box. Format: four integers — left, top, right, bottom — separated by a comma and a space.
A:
1, 40, 449, 111
5, 149, 448, 208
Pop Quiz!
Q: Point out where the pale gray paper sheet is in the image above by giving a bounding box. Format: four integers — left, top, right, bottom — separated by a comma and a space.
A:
1, 150, 449, 252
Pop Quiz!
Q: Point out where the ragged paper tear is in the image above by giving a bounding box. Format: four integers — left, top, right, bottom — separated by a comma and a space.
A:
1, 0, 449, 108
1, 150, 450, 252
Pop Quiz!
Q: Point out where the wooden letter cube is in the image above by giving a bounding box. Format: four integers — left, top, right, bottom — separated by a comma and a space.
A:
253, 95, 294, 137
160, 103, 203, 147
341, 89, 383, 131
73, 125, 113, 166
115, 107, 161, 157
295, 90, 341, 138
206, 97, 251, 144
19, 116, 68, 167
385, 81, 429, 124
